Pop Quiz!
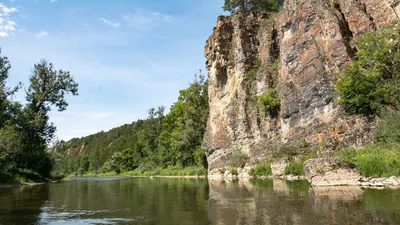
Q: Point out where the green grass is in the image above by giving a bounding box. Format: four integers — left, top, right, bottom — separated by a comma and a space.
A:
337, 144, 400, 177
73, 167, 207, 178
0, 169, 48, 184
249, 163, 272, 177
284, 162, 305, 176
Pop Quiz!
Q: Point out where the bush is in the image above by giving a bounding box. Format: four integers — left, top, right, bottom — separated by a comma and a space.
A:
336, 21, 400, 115
77, 168, 85, 177
374, 111, 400, 144
230, 167, 238, 176
257, 88, 280, 117
231, 147, 249, 168
337, 144, 400, 177
249, 163, 272, 177
284, 162, 305, 176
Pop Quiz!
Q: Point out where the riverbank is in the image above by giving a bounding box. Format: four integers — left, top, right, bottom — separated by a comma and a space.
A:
67, 166, 207, 179
0, 169, 62, 189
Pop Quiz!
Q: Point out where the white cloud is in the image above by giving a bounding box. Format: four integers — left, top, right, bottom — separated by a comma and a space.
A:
0, 4, 17, 14
36, 31, 49, 37
123, 9, 173, 29
0, 31, 8, 37
0, 3, 17, 37
50, 0, 58, 2
99, 18, 120, 28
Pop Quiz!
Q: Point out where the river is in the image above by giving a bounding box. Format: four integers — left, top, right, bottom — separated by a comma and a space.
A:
0, 177, 400, 224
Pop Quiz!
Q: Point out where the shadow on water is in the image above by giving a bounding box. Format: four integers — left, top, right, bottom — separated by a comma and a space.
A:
1, 177, 400, 224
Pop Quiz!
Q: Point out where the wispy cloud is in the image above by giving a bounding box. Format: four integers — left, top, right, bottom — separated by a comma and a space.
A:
50, 0, 58, 2
99, 18, 120, 28
36, 31, 49, 37
123, 9, 173, 30
0, 3, 17, 37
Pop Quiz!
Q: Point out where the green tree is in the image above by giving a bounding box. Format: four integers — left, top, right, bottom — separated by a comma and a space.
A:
80, 156, 90, 173
51, 71, 209, 175
157, 71, 209, 167
336, 22, 400, 115
17, 59, 79, 176
0, 50, 21, 128
121, 148, 141, 171
0, 126, 23, 172
102, 151, 123, 174
223, 0, 283, 13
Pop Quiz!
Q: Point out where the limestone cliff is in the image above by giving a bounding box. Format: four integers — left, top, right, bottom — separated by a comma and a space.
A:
204, 0, 400, 175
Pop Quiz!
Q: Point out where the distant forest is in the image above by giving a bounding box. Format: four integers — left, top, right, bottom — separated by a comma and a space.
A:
52, 72, 209, 176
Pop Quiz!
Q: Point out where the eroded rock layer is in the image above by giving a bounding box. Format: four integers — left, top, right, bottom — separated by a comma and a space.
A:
204, 0, 400, 175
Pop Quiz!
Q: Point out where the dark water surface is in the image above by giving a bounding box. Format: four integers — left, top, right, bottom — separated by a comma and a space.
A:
1, 177, 400, 225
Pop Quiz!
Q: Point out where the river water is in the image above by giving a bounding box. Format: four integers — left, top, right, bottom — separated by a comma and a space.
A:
0, 177, 400, 225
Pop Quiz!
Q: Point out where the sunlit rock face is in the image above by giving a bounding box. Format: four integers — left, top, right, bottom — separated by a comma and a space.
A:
304, 158, 362, 186
203, 0, 399, 175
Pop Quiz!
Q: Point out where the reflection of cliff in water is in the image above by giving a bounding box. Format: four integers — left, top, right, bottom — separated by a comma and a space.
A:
208, 179, 400, 225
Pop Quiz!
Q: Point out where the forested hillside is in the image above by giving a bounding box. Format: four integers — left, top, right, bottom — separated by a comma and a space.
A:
52, 72, 209, 176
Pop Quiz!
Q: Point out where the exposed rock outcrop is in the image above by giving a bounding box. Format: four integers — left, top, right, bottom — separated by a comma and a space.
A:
304, 158, 361, 186
204, 0, 399, 175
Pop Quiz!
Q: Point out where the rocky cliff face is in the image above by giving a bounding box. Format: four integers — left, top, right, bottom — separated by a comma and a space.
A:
204, 0, 400, 175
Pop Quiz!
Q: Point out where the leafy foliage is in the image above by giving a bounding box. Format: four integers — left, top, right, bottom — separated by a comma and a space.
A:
249, 163, 272, 177
374, 111, 400, 144
284, 162, 305, 176
223, 0, 284, 13
0, 50, 78, 181
52, 71, 209, 176
336, 22, 400, 115
257, 88, 280, 116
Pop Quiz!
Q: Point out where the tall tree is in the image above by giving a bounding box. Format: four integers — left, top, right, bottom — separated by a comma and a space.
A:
19, 60, 79, 175
223, 0, 283, 13
0, 50, 21, 128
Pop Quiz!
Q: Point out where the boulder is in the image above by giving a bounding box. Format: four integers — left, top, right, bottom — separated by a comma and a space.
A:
304, 158, 361, 186
271, 160, 288, 176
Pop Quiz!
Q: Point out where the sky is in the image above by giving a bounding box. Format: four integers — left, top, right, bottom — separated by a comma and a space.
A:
0, 0, 225, 141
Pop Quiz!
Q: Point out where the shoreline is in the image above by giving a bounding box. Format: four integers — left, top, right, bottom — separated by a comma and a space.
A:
0, 182, 46, 189
66, 174, 400, 188
2, 173, 400, 189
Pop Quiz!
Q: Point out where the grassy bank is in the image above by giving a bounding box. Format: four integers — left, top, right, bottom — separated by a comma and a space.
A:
337, 144, 400, 177
0, 169, 50, 185
70, 167, 207, 178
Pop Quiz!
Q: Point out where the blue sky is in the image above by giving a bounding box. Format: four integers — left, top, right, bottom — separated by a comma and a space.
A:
0, 0, 225, 141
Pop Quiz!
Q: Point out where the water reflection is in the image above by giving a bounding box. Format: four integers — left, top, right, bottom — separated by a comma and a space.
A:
1, 178, 400, 225
0, 185, 48, 225
208, 178, 400, 225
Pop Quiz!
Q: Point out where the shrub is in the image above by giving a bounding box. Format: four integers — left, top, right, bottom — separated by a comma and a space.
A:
336, 21, 400, 115
249, 163, 272, 177
257, 88, 280, 117
77, 168, 85, 177
374, 111, 400, 144
284, 162, 305, 176
230, 167, 238, 176
243, 57, 261, 91
231, 147, 249, 168
337, 144, 400, 177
